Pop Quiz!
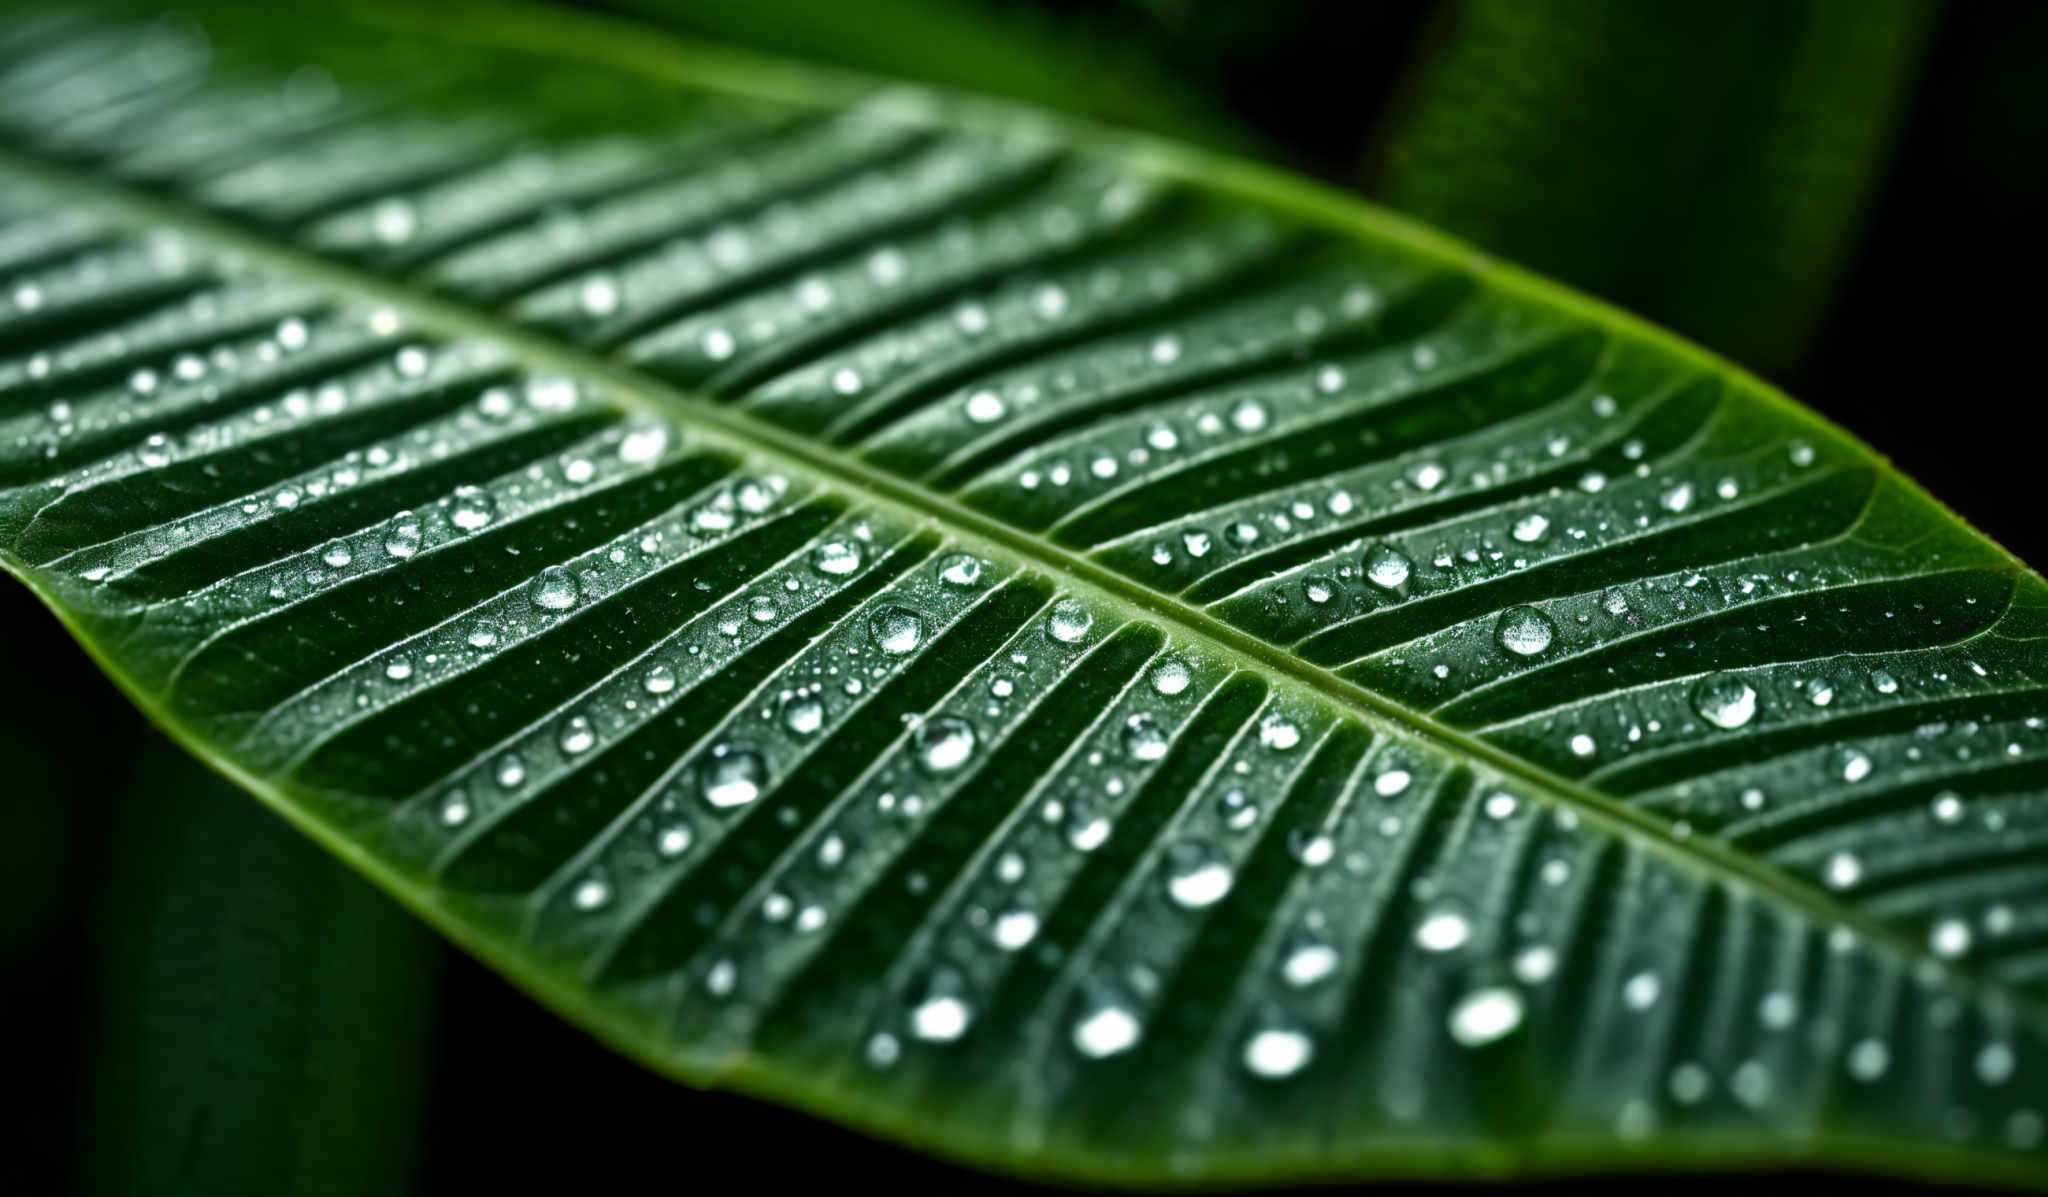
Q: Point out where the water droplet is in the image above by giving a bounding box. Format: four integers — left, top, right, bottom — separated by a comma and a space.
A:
530, 565, 579, 611
1495, 606, 1555, 656
384, 657, 412, 681
495, 755, 526, 789
558, 714, 596, 755
1150, 657, 1191, 696
1836, 747, 1873, 783
699, 744, 766, 809
1930, 916, 1971, 958
1824, 851, 1862, 890
1930, 790, 1965, 824
868, 605, 925, 654
1415, 909, 1471, 952
1569, 733, 1596, 758
1623, 971, 1662, 1010
572, 877, 610, 910
1514, 945, 1558, 984
910, 969, 974, 1043
1448, 986, 1524, 1046
1660, 482, 1695, 513
1046, 598, 1093, 644
1847, 1038, 1890, 1081
1804, 677, 1834, 707
1691, 673, 1758, 730
1158, 839, 1235, 911
965, 390, 1006, 423
780, 692, 824, 735
451, 485, 495, 531
1283, 938, 1339, 987
1511, 513, 1550, 543
1870, 669, 1899, 695
1364, 544, 1412, 592
1122, 714, 1168, 762
1073, 1002, 1141, 1058
1243, 1027, 1314, 1078
811, 540, 862, 576
913, 718, 976, 773
992, 908, 1039, 950
382, 513, 421, 559
938, 554, 983, 587
321, 539, 353, 568
1259, 713, 1302, 751
1373, 768, 1412, 797
1182, 530, 1212, 558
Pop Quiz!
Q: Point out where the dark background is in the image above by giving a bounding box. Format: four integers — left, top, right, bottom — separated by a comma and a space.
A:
5, 0, 2045, 1192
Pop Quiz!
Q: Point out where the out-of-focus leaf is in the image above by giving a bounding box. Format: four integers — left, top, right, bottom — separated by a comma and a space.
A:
1373, 0, 1934, 373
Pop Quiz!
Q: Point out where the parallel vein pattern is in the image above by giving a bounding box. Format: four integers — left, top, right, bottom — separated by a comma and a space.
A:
2, 5, 2046, 1184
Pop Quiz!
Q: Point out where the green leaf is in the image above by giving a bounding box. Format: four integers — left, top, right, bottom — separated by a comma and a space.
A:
2, 1, 2044, 1186
86, 738, 440, 1197
1372, 0, 1934, 375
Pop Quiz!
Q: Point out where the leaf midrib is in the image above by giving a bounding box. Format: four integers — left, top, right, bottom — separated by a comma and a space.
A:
0, 41, 2040, 1038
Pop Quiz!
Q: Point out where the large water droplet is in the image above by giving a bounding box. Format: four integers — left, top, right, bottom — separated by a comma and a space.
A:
1163, 839, 1233, 908
939, 553, 983, 587
1122, 713, 1168, 761
1150, 656, 1191, 695
1447, 986, 1525, 1046
909, 969, 974, 1043
1495, 606, 1555, 656
812, 541, 862, 576
1243, 1027, 1314, 1079
868, 605, 925, 654
382, 513, 422, 559
1046, 598, 1093, 644
1691, 673, 1758, 729
450, 485, 495, 531
1072, 1002, 1141, 1058
699, 743, 766, 809
1415, 908, 1471, 952
913, 717, 976, 773
779, 691, 824, 735
1364, 544, 1412, 592
530, 565, 579, 611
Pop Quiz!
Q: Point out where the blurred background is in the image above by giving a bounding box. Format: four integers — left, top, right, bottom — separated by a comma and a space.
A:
6, 0, 2045, 1192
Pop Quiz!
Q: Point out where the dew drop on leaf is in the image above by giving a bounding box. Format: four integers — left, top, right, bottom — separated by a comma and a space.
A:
699, 743, 766, 809
1495, 606, 1555, 656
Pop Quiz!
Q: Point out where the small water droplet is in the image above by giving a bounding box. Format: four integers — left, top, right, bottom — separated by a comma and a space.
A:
1073, 1002, 1141, 1058
558, 714, 596, 755
1415, 909, 1471, 952
699, 743, 766, 809
1364, 543, 1412, 592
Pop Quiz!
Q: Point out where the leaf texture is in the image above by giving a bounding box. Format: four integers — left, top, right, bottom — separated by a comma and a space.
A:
2, 2, 2046, 1185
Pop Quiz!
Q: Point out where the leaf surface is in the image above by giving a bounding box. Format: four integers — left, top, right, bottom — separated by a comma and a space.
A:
2, 2, 2045, 1185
